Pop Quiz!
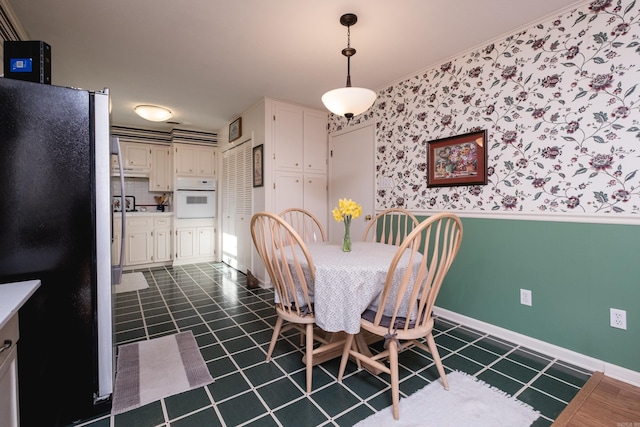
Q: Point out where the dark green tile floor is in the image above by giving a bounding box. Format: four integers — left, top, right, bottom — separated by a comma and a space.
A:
71, 262, 592, 426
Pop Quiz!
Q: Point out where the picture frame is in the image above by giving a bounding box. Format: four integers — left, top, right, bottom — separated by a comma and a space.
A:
427, 129, 488, 187
229, 117, 242, 142
252, 144, 264, 188
112, 195, 136, 212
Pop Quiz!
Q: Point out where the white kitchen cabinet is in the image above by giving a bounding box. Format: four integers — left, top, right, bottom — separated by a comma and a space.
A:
174, 218, 215, 265
125, 228, 153, 265
176, 228, 195, 258
302, 109, 328, 174
150, 145, 173, 191
174, 143, 216, 178
121, 214, 173, 267
0, 314, 19, 427
124, 143, 150, 169
272, 100, 328, 231
197, 227, 214, 257
274, 172, 327, 228
273, 103, 304, 172
154, 217, 172, 262
111, 141, 151, 176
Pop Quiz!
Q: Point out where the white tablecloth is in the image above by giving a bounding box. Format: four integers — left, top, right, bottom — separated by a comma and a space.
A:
286, 241, 421, 334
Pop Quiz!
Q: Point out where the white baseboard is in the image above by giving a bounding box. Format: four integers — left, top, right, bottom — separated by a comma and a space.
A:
433, 306, 640, 387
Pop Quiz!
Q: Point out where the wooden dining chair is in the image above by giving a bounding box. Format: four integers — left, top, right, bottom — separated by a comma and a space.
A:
250, 212, 344, 393
362, 208, 419, 245
279, 208, 327, 243
339, 212, 463, 420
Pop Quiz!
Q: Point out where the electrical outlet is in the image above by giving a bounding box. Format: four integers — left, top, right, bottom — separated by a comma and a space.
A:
520, 289, 532, 306
610, 308, 627, 330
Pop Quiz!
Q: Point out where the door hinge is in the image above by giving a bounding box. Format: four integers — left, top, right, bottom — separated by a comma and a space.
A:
273, 115, 276, 121
273, 182, 276, 189
330, 150, 333, 157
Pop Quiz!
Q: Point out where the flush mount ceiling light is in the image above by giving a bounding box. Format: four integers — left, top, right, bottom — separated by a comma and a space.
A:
134, 104, 173, 122
321, 13, 376, 121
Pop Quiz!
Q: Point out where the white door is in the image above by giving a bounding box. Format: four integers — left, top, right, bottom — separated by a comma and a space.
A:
328, 124, 375, 243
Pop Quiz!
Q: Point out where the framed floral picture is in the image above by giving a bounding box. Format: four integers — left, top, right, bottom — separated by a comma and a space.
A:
427, 129, 488, 187
253, 144, 264, 187
229, 117, 242, 142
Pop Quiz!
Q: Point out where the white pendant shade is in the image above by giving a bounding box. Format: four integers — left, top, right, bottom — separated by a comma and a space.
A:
134, 105, 172, 122
321, 87, 377, 118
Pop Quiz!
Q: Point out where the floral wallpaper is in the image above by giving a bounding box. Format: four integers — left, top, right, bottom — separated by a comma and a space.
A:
328, 0, 640, 215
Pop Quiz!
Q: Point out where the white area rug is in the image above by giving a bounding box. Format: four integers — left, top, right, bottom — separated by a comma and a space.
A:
355, 371, 540, 427
111, 331, 214, 414
114, 272, 149, 294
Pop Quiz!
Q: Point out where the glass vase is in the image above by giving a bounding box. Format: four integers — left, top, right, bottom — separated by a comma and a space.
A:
342, 217, 351, 252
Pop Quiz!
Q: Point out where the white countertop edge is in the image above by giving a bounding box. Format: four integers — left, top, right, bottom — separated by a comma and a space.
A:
0, 280, 41, 330
113, 211, 174, 216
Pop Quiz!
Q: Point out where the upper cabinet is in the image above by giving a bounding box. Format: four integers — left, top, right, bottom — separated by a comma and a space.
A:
273, 103, 327, 174
302, 109, 328, 174
111, 141, 151, 177
150, 145, 172, 191
174, 143, 216, 178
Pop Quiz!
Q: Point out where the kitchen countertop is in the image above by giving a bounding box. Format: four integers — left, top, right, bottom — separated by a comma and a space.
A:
0, 280, 41, 330
113, 210, 173, 216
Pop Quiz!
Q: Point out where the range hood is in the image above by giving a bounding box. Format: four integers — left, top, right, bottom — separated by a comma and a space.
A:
112, 165, 150, 178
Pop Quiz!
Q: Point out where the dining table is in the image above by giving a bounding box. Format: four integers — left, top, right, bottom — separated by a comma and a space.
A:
284, 240, 423, 366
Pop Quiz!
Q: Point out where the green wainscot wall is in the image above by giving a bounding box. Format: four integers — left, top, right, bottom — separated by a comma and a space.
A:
420, 215, 640, 373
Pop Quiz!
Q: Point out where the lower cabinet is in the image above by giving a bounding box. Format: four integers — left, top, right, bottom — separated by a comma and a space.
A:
174, 219, 215, 265
116, 214, 173, 267
0, 315, 19, 427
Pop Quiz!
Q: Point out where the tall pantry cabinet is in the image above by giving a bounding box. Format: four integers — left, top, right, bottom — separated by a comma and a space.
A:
220, 99, 327, 284
272, 101, 328, 229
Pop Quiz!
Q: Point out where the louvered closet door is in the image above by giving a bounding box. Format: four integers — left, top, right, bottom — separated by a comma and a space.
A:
221, 141, 252, 272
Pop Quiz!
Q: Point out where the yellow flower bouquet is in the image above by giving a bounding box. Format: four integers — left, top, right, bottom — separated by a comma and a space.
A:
332, 198, 362, 252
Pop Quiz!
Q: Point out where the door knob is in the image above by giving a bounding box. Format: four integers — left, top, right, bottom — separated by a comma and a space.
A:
365, 215, 372, 221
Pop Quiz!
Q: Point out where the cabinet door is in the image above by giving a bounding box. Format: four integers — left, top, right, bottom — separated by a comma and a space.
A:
126, 230, 153, 265
0, 346, 18, 427
154, 228, 172, 262
303, 110, 328, 174
303, 174, 328, 232
124, 143, 150, 168
177, 228, 195, 258
175, 145, 197, 176
197, 227, 214, 257
196, 147, 215, 177
150, 146, 172, 191
274, 102, 303, 172
274, 171, 304, 214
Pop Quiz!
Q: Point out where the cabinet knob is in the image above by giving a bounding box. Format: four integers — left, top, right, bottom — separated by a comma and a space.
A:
295, 163, 299, 166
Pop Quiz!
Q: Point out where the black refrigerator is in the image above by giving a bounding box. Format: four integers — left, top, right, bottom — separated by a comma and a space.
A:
0, 77, 121, 426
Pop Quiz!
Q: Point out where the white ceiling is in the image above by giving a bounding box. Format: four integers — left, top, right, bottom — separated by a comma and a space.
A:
6, 0, 585, 134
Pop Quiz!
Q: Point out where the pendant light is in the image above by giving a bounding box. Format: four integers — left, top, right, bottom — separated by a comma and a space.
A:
321, 13, 376, 121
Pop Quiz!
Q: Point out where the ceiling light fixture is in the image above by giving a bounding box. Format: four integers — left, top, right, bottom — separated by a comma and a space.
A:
321, 13, 376, 121
134, 104, 173, 122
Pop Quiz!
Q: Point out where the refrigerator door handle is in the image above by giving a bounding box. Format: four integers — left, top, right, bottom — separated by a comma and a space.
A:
110, 136, 126, 285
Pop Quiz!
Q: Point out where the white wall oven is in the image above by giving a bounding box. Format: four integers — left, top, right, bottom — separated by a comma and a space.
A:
175, 177, 216, 219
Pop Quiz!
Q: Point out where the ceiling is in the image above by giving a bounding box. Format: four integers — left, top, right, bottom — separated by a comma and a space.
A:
6, 0, 584, 134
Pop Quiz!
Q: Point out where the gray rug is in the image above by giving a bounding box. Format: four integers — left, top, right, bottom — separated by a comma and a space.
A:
114, 272, 149, 294
355, 371, 540, 426
111, 331, 214, 414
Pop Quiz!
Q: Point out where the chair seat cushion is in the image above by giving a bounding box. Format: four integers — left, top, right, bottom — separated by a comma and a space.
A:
362, 308, 414, 329
361, 308, 429, 330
